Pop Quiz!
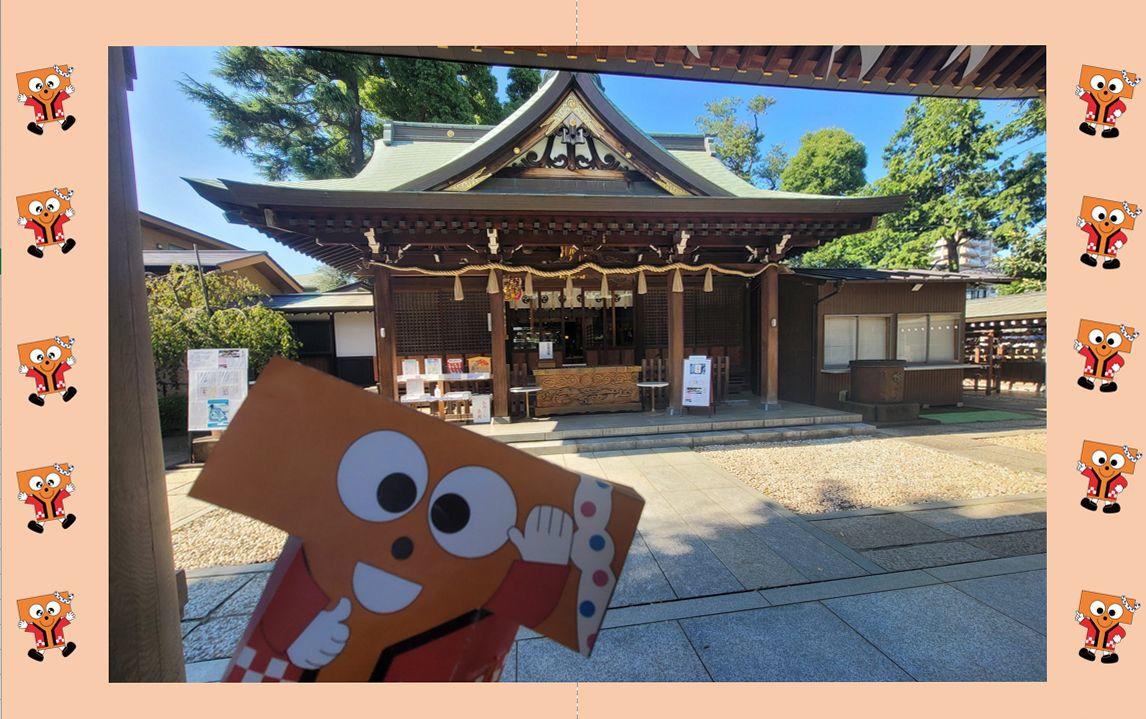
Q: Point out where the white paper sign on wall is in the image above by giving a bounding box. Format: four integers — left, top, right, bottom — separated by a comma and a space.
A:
187, 348, 249, 431
681, 355, 712, 408
539, 341, 554, 360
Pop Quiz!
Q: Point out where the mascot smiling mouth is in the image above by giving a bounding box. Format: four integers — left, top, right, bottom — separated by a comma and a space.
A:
352, 561, 423, 614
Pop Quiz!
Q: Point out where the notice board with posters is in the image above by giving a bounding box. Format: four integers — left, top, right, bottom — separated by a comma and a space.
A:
681, 355, 712, 408
187, 348, 249, 431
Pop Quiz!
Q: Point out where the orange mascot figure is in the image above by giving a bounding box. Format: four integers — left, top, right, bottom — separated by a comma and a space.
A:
17, 591, 77, 661
17, 463, 77, 532
1078, 441, 1138, 514
16, 64, 76, 135
1076, 65, 1139, 138
17, 336, 77, 405
16, 188, 77, 258
1078, 196, 1139, 270
1076, 319, 1136, 393
1077, 591, 1138, 663
189, 358, 645, 682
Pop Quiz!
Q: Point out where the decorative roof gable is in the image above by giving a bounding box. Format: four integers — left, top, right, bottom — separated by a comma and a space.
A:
395, 72, 730, 198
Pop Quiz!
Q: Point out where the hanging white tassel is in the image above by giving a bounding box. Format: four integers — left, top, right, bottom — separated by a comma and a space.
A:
637, 269, 647, 295
703, 268, 714, 292
487, 269, 499, 294
453, 274, 464, 301
672, 268, 684, 293
565, 276, 576, 306
600, 273, 609, 296
524, 271, 534, 296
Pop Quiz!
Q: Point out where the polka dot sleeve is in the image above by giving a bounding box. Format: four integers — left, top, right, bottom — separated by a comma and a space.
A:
570, 476, 616, 656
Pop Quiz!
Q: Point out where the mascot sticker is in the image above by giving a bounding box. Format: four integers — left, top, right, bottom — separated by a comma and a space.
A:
16, 188, 77, 258
17, 336, 77, 405
1077, 591, 1138, 664
17, 591, 77, 661
17, 462, 77, 533
1078, 196, 1138, 270
189, 358, 645, 682
1076, 64, 1139, 138
1076, 319, 1136, 393
15, 64, 76, 135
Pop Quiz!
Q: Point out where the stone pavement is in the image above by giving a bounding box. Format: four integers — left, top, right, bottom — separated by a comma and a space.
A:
180, 447, 1046, 682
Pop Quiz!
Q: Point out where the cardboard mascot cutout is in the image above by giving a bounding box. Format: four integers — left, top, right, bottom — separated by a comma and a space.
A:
190, 358, 645, 682
1076, 590, 1138, 663
1075, 320, 1136, 393
1078, 441, 1138, 514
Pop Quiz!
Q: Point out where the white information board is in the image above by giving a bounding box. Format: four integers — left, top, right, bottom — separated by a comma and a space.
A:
681, 355, 712, 408
187, 348, 249, 431
538, 341, 554, 360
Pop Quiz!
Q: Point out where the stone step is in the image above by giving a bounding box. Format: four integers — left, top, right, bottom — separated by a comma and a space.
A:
508, 421, 876, 455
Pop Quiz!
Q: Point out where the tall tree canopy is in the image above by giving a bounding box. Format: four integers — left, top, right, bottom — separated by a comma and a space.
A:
504, 67, 544, 114
696, 95, 786, 189
779, 128, 867, 196
797, 98, 1045, 282
182, 48, 514, 181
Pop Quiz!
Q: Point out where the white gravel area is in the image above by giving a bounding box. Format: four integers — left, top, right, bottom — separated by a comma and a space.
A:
698, 435, 1046, 515
172, 508, 287, 570
977, 431, 1046, 454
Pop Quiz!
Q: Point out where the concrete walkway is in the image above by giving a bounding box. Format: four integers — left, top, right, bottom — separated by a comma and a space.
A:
180, 447, 1046, 682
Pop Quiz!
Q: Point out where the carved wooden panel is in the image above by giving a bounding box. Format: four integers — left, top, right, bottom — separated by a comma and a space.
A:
533, 366, 642, 415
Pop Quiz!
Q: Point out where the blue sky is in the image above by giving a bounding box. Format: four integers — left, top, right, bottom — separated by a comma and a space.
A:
128, 47, 1043, 278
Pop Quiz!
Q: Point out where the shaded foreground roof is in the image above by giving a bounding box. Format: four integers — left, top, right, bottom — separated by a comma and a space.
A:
792, 268, 1012, 284
326, 46, 1045, 100
965, 290, 1046, 320
142, 249, 304, 293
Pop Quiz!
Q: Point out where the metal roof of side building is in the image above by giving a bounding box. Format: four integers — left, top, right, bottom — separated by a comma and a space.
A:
965, 290, 1047, 320
791, 267, 1013, 284
266, 291, 374, 313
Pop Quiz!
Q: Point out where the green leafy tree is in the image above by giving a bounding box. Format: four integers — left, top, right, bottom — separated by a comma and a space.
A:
505, 67, 543, 114
759, 143, 789, 190
182, 48, 509, 180
180, 48, 383, 180
779, 128, 867, 196
147, 265, 300, 393
798, 98, 1045, 276
994, 227, 1046, 294
310, 264, 356, 291
696, 95, 778, 184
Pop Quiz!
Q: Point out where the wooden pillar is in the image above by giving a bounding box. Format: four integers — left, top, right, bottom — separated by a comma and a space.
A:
759, 265, 780, 408
372, 266, 398, 400
108, 47, 186, 682
490, 272, 510, 418
667, 273, 685, 414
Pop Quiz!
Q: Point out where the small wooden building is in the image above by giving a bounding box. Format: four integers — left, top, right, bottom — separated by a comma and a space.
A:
780, 268, 1010, 407
266, 288, 377, 386
189, 71, 908, 417
964, 290, 1047, 392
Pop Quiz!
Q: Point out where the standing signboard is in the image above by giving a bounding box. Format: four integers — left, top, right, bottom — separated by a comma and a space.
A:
187, 348, 249, 431
681, 355, 712, 408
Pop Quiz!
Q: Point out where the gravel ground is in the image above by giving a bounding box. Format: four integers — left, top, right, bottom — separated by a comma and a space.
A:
698, 435, 1046, 515
976, 431, 1046, 454
172, 509, 287, 570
